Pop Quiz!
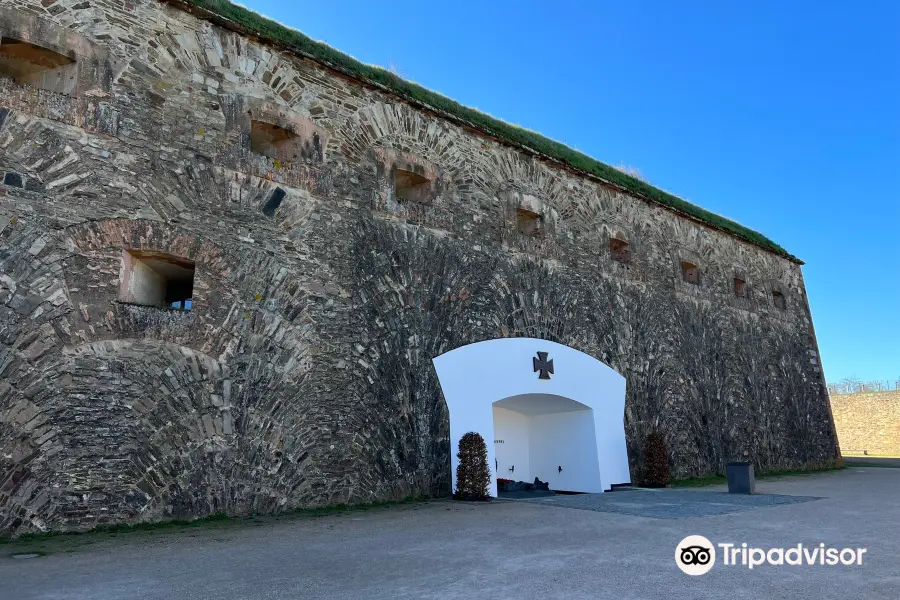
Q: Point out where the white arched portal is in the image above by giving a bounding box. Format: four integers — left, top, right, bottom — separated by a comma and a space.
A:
492, 394, 603, 493
433, 338, 630, 497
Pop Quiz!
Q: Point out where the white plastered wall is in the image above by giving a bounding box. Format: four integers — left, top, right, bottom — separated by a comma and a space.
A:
530, 406, 602, 491
492, 406, 530, 480
433, 338, 630, 497
118, 251, 166, 307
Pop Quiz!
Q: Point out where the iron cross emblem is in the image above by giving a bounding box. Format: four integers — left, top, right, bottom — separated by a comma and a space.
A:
533, 351, 554, 380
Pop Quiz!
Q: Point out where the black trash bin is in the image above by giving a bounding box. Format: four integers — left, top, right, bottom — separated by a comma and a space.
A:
726, 461, 755, 494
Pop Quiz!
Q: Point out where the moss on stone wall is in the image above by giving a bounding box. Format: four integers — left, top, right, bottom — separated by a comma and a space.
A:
174, 0, 799, 262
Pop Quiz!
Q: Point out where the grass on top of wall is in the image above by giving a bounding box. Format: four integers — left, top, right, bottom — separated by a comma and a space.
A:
174, 0, 798, 262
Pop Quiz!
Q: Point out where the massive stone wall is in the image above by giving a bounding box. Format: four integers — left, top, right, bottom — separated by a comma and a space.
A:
831, 391, 900, 456
0, 0, 839, 536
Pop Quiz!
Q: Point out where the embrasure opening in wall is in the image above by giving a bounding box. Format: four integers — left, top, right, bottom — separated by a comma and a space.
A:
394, 168, 432, 204
0, 36, 76, 95
681, 261, 699, 285
772, 289, 786, 310
734, 277, 746, 297
610, 238, 630, 262
118, 250, 195, 311
250, 120, 301, 161
517, 208, 542, 236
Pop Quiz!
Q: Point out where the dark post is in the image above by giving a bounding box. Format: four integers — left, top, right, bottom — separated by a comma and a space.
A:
726, 461, 755, 494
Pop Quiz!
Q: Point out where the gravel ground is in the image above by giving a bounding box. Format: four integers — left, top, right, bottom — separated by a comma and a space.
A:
1, 467, 896, 600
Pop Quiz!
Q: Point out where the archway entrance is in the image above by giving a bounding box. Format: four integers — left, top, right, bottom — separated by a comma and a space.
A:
493, 394, 602, 493
433, 338, 630, 497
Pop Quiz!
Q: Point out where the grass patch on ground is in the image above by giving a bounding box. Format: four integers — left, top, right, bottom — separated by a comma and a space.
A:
842, 457, 900, 468
672, 474, 729, 488
842, 452, 900, 458
0, 511, 234, 546
671, 465, 845, 488
172, 0, 796, 262
0, 496, 429, 553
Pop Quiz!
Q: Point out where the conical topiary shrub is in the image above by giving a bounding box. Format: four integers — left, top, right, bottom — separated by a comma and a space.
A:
641, 431, 670, 487
454, 432, 492, 501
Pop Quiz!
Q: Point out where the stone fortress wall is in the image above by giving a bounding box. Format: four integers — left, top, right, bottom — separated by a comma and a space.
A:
0, 0, 840, 536
831, 391, 900, 456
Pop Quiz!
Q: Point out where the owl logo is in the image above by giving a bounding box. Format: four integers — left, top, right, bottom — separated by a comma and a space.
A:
680, 545, 712, 566
675, 535, 716, 575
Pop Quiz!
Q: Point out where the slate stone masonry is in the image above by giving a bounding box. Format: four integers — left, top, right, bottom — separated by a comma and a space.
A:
0, 0, 840, 536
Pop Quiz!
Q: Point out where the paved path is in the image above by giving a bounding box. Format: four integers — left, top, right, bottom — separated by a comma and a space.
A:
2, 468, 898, 600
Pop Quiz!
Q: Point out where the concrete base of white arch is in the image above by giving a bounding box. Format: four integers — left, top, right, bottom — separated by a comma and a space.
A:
433, 338, 631, 498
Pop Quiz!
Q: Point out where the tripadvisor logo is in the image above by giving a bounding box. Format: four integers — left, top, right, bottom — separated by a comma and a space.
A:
675, 535, 716, 575
675, 536, 867, 575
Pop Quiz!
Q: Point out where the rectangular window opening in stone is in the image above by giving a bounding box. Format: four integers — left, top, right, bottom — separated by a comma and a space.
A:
394, 168, 432, 204
0, 36, 76, 95
610, 238, 630, 262
118, 250, 195, 311
734, 277, 746, 297
773, 289, 786, 310
516, 208, 543, 237
681, 261, 699, 285
250, 120, 301, 162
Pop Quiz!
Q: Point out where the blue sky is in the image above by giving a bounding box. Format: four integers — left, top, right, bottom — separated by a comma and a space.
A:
243, 0, 899, 384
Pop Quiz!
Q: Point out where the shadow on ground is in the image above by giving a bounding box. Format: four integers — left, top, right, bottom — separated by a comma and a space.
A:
499, 488, 820, 518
